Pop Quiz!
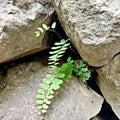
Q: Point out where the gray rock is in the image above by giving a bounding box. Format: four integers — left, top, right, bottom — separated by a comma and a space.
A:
45, 77, 103, 120
0, 1, 54, 63
52, 0, 120, 67
97, 54, 120, 119
0, 61, 46, 120
0, 58, 103, 120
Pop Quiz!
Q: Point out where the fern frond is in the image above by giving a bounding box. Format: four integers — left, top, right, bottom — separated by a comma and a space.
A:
35, 22, 91, 120
48, 39, 70, 67
36, 69, 65, 116
36, 61, 73, 115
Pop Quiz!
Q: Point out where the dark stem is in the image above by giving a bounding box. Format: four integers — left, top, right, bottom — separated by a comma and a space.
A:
48, 29, 62, 39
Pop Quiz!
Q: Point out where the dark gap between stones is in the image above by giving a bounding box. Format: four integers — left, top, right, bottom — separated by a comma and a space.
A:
88, 70, 119, 120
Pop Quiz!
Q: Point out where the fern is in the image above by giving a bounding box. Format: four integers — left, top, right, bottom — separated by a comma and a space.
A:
35, 22, 91, 119
72, 60, 91, 83
35, 22, 70, 66
48, 39, 70, 66
36, 73, 61, 114
35, 22, 56, 38
36, 59, 73, 116
36, 57, 91, 117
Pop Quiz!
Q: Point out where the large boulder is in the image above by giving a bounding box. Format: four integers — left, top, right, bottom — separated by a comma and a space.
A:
97, 54, 120, 119
0, 0, 54, 63
45, 77, 103, 120
52, 0, 120, 67
0, 56, 103, 120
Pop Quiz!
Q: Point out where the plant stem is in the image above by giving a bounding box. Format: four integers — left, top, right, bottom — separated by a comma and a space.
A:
48, 29, 62, 39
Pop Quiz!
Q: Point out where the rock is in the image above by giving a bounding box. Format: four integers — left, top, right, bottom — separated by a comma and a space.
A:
45, 77, 103, 120
0, 71, 7, 91
0, 56, 103, 120
52, 0, 120, 67
0, 0, 54, 63
97, 54, 120, 119
0, 60, 47, 120
91, 101, 119, 120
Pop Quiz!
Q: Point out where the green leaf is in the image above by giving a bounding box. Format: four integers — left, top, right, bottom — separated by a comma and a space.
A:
63, 43, 70, 47
35, 31, 40, 37
79, 60, 86, 67
51, 83, 60, 90
46, 95, 54, 99
43, 78, 52, 84
37, 27, 44, 33
56, 73, 65, 78
41, 109, 47, 113
60, 63, 73, 82
54, 39, 66, 45
67, 57, 74, 64
84, 71, 91, 80
51, 22, 56, 29
57, 55, 63, 59
48, 57, 59, 62
48, 89, 54, 94
42, 104, 49, 109
49, 54, 58, 59
42, 24, 49, 30
78, 70, 83, 75
54, 63, 59, 65
44, 99, 51, 104
37, 106, 42, 109
46, 74, 54, 79
60, 64, 68, 71
36, 95, 45, 99
60, 47, 68, 50
36, 100, 44, 104
37, 89, 45, 94
52, 66, 60, 72
48, 60, 56, 67
81, 68, 88, 72
51, 46, 61, 50
53, 79, 63, 85
39, 84, 49, 89
86, 71, 91, 77
49, 50, 60, 54
79, 70, 91, 82
60, 39, 67, 43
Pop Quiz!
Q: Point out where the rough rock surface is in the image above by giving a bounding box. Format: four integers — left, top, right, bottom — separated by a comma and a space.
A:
0, 0, 54, 63
52, 0, 120, 66
0, 56, 103, 120
45, 78, 103, 120
97, 54, 120, 119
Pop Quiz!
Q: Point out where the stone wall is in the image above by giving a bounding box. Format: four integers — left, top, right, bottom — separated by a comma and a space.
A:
52, 0, 120, 119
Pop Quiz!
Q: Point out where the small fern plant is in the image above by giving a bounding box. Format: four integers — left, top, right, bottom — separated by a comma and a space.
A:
48, 38, 70, 66
35, 22, 91, 119
35, 22, 70, 67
